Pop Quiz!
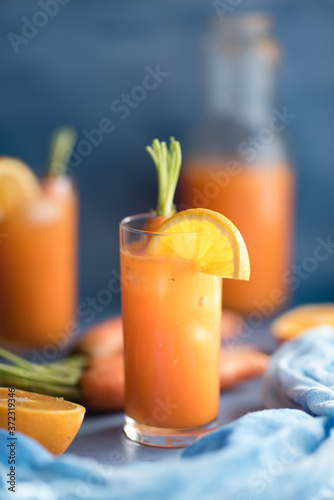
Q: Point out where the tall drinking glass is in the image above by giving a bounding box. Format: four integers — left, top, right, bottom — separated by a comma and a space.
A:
0, 175, 77, 349
120, 213, 222, 447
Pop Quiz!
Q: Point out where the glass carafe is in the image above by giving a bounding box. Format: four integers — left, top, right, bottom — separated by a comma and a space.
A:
178, 13, 295, 316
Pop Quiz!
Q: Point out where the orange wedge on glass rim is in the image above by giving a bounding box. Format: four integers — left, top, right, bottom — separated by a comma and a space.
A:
0, 388, 85, 454
271, 303, 334, 341
0, 157, 41, 220
148, 208, 250, 280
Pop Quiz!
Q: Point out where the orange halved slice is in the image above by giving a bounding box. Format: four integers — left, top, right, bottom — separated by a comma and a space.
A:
0, 157, 41, 220
148, 208, 250, 279
271, 303, 334, 341
0, 387, 85, 454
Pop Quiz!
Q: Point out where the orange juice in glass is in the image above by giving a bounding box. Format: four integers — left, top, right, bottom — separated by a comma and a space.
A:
0, 174, 77, 349
120, 213, 222, 447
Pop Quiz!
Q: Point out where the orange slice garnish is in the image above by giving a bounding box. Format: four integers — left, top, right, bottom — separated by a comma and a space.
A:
148, 208, 250, 279
0, 157, 41, 220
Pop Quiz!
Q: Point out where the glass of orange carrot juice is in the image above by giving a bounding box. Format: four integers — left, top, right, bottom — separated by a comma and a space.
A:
0, 173, 77, 350
120, 213, 222, 447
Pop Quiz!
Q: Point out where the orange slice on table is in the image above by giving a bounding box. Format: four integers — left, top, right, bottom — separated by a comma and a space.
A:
148, 208, 250, 279
0, 157, 41, 220
0, 387, 85, 454
271, 303, 334, 341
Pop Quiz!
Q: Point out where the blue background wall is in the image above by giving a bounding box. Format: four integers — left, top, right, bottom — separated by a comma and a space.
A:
1, 0, 334, 321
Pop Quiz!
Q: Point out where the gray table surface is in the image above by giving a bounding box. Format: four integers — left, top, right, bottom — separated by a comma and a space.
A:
66, 324, 277, 466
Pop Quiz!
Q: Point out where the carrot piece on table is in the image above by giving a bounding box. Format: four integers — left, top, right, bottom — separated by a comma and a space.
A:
75, 316, 123, 358
219, 347, 269, 390
220, 310, 244, 340
79, 352, 125, 411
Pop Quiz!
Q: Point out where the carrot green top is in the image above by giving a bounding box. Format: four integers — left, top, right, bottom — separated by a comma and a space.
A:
146, 137, 182, 217
47, 127, 77, 177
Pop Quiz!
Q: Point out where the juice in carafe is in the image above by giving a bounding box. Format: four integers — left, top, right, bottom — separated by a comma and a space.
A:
179, 159, 294, 314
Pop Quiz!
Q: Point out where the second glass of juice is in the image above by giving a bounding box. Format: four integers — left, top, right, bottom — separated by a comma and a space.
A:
0, 175, 77, 349
120, 213, 222, 447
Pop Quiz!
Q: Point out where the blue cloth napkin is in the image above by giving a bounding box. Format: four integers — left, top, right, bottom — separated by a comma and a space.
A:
263, 326, 334, 416
1, 408, 334, 499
